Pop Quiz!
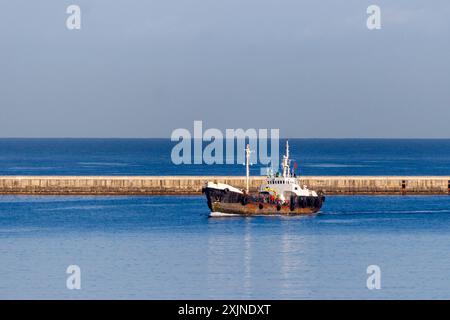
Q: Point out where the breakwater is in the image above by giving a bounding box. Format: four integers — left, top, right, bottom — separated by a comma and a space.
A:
0, 176, 449, 195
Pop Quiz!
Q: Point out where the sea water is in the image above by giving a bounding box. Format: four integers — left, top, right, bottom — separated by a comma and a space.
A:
0, 139, 450, 299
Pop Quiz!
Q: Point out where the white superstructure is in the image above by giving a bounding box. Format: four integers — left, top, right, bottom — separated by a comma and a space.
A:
205, 140, 319, 202
259, 141, 318, 201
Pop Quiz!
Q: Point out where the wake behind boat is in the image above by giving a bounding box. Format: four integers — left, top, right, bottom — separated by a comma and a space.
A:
202, 141, 325, 216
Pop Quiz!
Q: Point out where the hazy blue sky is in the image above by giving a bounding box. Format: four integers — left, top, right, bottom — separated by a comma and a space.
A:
1, 1, 449, 138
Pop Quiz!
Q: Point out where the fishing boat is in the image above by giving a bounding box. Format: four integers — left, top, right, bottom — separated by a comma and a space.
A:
202, 141, 325, 216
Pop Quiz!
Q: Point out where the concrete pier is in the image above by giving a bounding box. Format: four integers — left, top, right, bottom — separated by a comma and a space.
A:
0, 176, 449, 195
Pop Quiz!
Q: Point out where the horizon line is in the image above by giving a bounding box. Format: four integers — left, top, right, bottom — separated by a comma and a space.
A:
1, 137, 450, 140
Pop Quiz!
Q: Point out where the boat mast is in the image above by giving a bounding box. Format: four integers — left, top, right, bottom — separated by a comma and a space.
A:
245, 144, 251, 193
282, 140, 290, 178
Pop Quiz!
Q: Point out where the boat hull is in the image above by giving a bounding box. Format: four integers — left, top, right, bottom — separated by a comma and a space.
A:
202, 186, 324, 216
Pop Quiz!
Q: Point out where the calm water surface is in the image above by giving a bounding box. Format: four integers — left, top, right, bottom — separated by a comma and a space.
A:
1, 138, 450, 176
1, 195, 450, 299
1, 139, 450, 299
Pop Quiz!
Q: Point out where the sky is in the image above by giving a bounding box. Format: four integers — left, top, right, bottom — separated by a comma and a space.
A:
1, 0, 450, 138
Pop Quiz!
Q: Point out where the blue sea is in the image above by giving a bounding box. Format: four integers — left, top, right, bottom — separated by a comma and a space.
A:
1, 138, 450, 176
0, 139, 450, 299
